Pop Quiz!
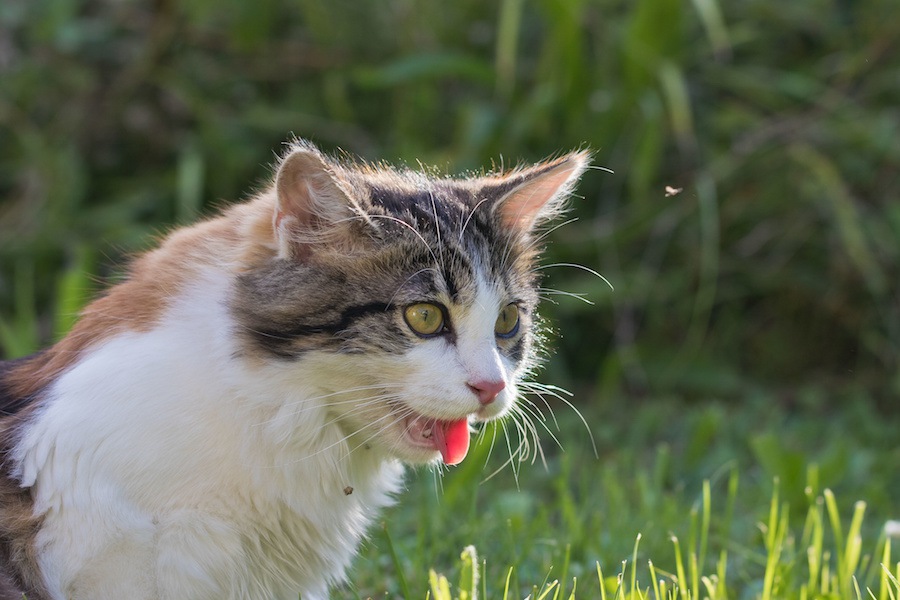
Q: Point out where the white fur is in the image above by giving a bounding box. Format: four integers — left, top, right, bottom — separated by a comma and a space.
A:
12, 265, 517, 599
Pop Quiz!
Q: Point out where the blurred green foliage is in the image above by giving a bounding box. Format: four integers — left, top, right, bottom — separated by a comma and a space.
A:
1, 0, 898, 401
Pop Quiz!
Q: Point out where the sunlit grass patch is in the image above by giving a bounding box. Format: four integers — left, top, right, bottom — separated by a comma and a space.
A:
414, 483, 900, 600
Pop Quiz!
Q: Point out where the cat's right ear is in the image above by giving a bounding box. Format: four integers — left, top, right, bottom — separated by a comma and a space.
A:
273, 145, 355, 260
482, 151, 592, 233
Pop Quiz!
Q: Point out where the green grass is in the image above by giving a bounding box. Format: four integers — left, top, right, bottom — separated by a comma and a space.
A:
339, 394, 900, 599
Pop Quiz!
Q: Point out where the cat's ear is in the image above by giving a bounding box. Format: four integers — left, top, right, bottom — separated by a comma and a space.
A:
487, 151, 591, 232
273, 144, 356, 259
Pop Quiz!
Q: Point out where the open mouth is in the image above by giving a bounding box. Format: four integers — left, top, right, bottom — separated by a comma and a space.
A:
403, 413, 472, 465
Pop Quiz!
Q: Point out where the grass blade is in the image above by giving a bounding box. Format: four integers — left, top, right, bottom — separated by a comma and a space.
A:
382, 524, 412, 600
458, 545, 478, 600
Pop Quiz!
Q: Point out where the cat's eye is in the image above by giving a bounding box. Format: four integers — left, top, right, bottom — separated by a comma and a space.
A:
495, 303, 520, 338
404, 303, 446, 336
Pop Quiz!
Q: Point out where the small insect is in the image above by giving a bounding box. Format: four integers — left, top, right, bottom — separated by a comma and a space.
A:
343, 486, 354, 496
665, 185, 683, 197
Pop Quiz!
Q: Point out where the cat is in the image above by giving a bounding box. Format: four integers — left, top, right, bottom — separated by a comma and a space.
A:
0, 140, 589, 599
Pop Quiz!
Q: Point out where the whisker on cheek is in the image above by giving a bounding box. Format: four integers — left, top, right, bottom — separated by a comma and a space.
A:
521, 381, 597, 459
274, 405, 416, 468
481, 417, 522, 485
344, 408, 417, 459
516, 399, 561, 457
253, 386, 405, 428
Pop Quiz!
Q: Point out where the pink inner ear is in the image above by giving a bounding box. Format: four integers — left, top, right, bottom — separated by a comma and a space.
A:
497, 154, 589, 231
501, 176, 568, 228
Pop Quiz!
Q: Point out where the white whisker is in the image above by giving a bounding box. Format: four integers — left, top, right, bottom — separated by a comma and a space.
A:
255, 388, 403, 428
521, 382, 598, 459
279, 405, 414, 467
535, 263, 614, 291
481, 421, 499, 468
366, 213, 441, 267
518, 386, 561, 431
531, 216, 579, 244
345, 406, 417, 459
387, 267, 439, 309
428, 189, 447, 272
515, 401, 562, 457
511, 404, 543, 467
282, 383, 403, 408
458, 197, 492, 242
537, 288, 595, 305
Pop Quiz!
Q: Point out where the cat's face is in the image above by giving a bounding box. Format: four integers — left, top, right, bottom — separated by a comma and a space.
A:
233, 143, 588, 466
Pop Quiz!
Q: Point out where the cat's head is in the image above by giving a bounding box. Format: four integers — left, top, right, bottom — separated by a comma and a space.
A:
234, 140, 589, 466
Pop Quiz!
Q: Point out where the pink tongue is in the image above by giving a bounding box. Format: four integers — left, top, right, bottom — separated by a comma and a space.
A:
432, 418, 470, 465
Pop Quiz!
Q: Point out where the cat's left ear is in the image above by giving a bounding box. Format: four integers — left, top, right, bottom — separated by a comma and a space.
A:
273, 143, 358, 260
486, 151, 592, 232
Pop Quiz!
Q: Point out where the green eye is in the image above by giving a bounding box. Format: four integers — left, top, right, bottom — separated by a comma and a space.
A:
404, 303, 445, 336
495, 303, 520, 337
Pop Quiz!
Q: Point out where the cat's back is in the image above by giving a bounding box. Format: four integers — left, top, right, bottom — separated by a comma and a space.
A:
0, 355, 51, 599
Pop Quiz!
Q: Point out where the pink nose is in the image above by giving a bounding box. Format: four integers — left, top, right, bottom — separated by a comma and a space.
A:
468, 379, 505, 405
